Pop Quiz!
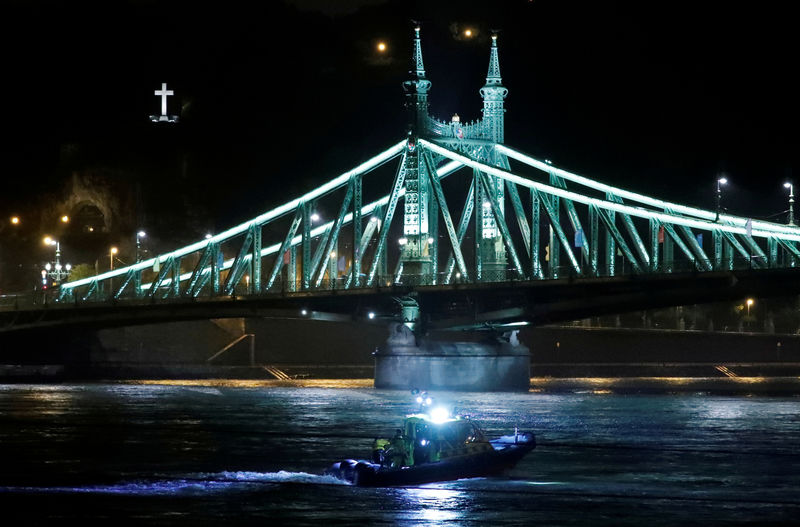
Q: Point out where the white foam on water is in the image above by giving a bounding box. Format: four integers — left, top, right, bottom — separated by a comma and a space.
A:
212, 470, 350, 485
0, 470, 350, 496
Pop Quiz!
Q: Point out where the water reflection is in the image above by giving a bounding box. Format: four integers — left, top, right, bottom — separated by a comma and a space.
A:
401, 486, 469, 525
130, 379, 373, 389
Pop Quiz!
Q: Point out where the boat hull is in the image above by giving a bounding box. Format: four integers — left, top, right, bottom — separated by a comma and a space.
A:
325, 432, 535, 487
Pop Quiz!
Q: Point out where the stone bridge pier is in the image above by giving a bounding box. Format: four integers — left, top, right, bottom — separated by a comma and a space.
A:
374, 296, 530, 391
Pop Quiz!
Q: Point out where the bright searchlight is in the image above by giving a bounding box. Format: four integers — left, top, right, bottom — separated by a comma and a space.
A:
430, 406, 450, 424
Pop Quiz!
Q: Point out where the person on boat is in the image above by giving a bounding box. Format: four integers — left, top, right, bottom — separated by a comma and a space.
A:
372, 437, 390, 464
387, 429, 408, 468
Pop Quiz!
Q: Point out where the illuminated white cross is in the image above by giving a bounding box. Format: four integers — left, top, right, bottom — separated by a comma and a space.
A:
154, 83, 174, 116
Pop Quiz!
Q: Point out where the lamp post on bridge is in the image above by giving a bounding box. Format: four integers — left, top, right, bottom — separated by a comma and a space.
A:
784, 182, 794, 226
715, 176, 727, 222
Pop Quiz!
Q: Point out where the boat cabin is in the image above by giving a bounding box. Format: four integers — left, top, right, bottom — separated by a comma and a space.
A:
400, 414, 493, 466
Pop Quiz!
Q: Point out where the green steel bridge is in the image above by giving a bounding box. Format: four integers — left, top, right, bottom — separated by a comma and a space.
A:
3, 27, 799, 334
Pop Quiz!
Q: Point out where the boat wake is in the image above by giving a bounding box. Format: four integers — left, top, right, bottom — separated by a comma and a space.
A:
0, 470, 350, 496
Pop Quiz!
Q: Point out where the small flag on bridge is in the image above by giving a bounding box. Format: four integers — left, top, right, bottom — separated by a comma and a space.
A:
695, 233, 703, 246
745, 218, 753, 237
574, 229, 584, 248
283, 250, 291, 265
658, 226, 665, 243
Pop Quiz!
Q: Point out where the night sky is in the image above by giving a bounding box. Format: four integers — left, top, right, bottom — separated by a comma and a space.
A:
1, 0, 794, 230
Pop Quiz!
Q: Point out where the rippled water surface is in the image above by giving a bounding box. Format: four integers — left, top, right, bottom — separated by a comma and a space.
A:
1, 381, 798, 525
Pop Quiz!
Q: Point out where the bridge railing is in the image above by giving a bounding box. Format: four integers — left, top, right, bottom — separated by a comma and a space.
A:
3, 252, 793, 314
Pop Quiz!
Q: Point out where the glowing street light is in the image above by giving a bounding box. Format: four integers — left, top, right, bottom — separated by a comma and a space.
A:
715, 176, 728, 222
136, 231, 146, 262
61, 215, 69, 223
310, 212, 320, 223
784, 182, 794, 226
10, 216, 20, 225
746, 298, 754, 316
463, 28, 473, 38
377, 41, 387, 52
110, 246, 118, 271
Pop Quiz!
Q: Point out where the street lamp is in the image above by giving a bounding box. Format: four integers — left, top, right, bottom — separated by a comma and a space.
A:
715, 176, 728, 222
108, 246, 118, 294
42, 237, 71, 286
784, 182, 795, 226
746, 298, 754, 317
136, 231, 146, 262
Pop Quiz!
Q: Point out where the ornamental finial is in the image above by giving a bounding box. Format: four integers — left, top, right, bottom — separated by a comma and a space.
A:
411, 25, 426, 79
485, 33, 502, 86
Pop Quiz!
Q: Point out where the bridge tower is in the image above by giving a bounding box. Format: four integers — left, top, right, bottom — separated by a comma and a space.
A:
397, 28, 513, 283
477, 33, 510, 279
399, 26, 433, 280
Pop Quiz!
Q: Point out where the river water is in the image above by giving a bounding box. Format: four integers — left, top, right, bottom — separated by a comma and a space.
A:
1, 380, 798, 525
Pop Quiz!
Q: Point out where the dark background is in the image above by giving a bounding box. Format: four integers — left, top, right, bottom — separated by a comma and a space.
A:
0, 0, 794, 262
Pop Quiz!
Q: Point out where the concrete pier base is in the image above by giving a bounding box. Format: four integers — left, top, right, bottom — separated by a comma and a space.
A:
374, 324, 530, 391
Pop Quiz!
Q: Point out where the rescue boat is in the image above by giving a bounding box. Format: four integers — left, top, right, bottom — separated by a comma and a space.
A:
324, 396, 535, 487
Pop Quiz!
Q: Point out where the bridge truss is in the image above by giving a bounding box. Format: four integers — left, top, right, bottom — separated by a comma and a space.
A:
58, 28, 800, 309
57, 136, 800, 303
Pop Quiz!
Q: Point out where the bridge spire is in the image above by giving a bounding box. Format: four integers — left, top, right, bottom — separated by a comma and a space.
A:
412, 25, 427, 79
478, 33, 510, 280
400, 24, 432, 279
403, 25, 432, 137
480, 33, 508, 144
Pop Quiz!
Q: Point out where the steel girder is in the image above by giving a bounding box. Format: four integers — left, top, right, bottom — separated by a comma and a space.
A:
536, 189, 579, 276
58, 137, 800, 305
266, 206, 304, 290
479, 171, 524, 278
424, 151, 469, 282
314, 184, 354, 288
443, 180, 474, 284
224, 226, 254, 295
367, 154, 407, 286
